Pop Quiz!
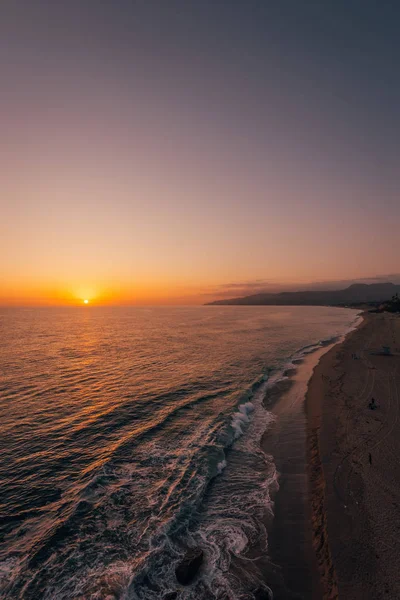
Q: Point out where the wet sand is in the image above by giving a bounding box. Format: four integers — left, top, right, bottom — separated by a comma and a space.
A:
306, 312, 400, 599
261, 346, 334, 599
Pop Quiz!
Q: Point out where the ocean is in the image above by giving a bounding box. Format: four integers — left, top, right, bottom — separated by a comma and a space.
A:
0, 305, 359, 599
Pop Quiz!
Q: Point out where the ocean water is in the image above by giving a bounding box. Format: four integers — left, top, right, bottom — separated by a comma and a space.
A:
0, 306, 359, 600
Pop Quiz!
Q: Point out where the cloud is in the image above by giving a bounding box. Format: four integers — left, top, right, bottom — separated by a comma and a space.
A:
201, 280, 278, 298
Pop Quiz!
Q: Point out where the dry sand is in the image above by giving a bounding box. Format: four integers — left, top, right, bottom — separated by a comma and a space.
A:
306, 312, 400, 599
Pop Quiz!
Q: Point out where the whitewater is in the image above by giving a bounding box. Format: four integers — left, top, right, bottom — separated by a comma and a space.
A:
0, 305, 360, 599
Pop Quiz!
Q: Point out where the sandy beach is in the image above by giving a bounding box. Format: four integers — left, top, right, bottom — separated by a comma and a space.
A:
307, 312, 400, 599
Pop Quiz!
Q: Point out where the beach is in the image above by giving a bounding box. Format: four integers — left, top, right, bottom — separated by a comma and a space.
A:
306, 312, 400, 599
261, 342, 344, 599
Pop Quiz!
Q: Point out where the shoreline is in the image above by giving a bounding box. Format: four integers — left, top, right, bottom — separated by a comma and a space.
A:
304, 322, 365, 600
260, 314, 363, 599
305, 314, 368, 599
304, 313, 366, 600
261, 340, 347, 598
305, 311, 400, 598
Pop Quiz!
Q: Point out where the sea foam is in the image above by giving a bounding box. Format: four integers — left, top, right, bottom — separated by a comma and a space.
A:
231, 401, 255, 439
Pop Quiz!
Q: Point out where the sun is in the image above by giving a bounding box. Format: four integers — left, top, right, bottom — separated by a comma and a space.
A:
83, 299, 89, 304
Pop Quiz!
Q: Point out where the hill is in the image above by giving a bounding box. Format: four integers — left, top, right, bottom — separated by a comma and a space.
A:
207, 283, 400, 306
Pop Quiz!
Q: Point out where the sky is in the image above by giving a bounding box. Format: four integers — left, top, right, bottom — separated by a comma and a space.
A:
1, 0, 400, 305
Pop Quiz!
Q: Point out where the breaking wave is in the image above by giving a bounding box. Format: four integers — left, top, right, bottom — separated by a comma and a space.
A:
1, 305, 361, 600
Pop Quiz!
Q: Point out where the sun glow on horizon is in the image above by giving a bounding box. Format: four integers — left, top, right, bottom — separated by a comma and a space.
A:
83, 299, 89, 304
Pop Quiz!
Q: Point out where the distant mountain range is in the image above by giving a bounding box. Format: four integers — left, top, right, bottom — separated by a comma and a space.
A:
207, 283, 400, 306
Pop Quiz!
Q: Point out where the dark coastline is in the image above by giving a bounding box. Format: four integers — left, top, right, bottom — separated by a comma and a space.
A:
206, 283, 400, 308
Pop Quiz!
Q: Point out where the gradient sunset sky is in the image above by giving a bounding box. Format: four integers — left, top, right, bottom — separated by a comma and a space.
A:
1, 1, 400, 305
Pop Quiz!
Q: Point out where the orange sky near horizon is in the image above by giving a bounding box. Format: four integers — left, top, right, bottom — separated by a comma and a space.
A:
0, 280, 209, 307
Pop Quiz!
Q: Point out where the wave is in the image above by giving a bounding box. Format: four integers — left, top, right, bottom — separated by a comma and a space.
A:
4, 371, 278, 600
292, 312, 362, 366
5, 317, 361, 599
122, 374, 277, 600
230, 401, 255, 439
295, 335, 340, 359
216, 459, 227, 474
